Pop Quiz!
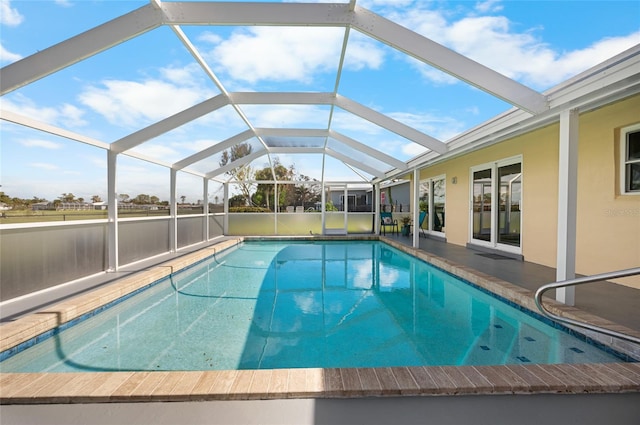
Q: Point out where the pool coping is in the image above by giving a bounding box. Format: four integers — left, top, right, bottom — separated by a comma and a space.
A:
1, 236, 639, 404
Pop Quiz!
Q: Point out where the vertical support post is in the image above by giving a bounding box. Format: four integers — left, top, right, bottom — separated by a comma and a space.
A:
169, 168, 178, 253
203, 177, 209, 242
412, 169, 420, 248
374, 183, 380, 234
321, 181, 326, 234
274, 182, 278, 234
343, 186, 348, 232
223, 182, 229, 235
556, 108, 579, 305
107, 150, 118, 272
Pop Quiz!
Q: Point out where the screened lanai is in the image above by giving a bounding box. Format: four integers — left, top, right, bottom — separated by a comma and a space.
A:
1, 1, 639, 298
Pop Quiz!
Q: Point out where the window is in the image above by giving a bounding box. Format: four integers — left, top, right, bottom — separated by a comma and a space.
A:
621, 124, 640, 194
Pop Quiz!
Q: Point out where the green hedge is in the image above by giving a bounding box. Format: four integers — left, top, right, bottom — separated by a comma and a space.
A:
229, 206, 272, 213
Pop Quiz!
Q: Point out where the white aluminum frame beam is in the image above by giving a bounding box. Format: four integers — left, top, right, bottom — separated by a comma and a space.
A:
334, 95, 447, 154
173, 130, 255, 170
160, 2, 353, 26
325, 148, 385, 178
1, 4, 162, 94
256, 128, 406, 170
268, 147, 325, 154
255, 128, 328, 138
230, 92, 446, 153
111, 94, 230, 153
156, 2, 547, 115
1, 110, 109, 150
329, 130, 407, 171
206, 150, 265, 179
228, 92, 335, 105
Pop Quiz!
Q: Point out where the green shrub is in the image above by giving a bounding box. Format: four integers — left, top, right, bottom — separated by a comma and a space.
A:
229, 206, 272, 213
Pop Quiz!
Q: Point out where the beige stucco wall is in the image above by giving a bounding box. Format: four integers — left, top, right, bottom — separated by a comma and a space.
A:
417, 94, 640, 285
576, 95, 640, 285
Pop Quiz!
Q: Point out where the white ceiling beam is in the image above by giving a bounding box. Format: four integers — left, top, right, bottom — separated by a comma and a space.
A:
325, 148, 385, 179
205, 149, 265, 179
228, 92, 335, 105
350, 6, 549, 115
0, 110, 109, 150
255, 128, 329, 137
230, 92, 446, 154
112, 94, 230, 153
173, 129, 255, 170
253, 127, 408, 171
329, 130, 407, 171
0, 4, 162, 95
334, 95, 447, 154
269, 147, 325, 154
160, 2, 352, 26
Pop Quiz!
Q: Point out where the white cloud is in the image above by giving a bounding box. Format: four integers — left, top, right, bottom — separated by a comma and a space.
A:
332, 109, 384, 135
401, 142, 427, 158
0, 0, 23, 26
204, 26, 383, 85
207, 27, 341, 84
130, 143, 181, 162
78, 74, 209, 128
474, 0, 503, 14
527, 33, 640, 88
20, 139, 63, 149
384, 4, 640, 90
242, 104, 330, 128
2, 94, 88, 128
29, 162, 59, 171
343, 31, 385, 71
0, 43, 22, 64
2, 95, 59, 124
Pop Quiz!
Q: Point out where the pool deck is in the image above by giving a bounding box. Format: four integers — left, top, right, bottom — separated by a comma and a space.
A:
1, 236, 639, 405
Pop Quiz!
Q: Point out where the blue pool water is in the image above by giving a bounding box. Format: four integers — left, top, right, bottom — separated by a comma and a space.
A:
0, 241, 623, 372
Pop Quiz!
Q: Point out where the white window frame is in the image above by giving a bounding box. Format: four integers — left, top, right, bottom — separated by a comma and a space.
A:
419, 174, 446, 234
469, 155, 523, 255
620, 123, 640, 195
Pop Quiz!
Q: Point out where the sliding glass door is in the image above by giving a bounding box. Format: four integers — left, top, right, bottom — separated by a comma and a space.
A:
419, 175, 446, 234
471, 158, 522, 252
472, 169, 492, 242
498, 163, 521, 246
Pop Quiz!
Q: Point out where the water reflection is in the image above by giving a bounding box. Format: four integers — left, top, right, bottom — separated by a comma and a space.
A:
1, 241, 620, 373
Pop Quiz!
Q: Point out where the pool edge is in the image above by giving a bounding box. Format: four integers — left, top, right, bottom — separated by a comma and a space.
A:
1, 236, 640, 404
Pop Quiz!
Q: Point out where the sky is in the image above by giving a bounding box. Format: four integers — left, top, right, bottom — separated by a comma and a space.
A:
1, 0, 639, 203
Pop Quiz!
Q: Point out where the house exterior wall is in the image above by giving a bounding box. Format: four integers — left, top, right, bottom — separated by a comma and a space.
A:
576, 95, 640, 279
418, 94, 640, 286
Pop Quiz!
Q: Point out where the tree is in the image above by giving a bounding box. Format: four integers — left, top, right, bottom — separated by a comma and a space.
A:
228, 194, 247, 207
180, 195, 186, 204
91, 195, 102, 203
132, 194, 150, 204
253, 159, 293, 211
60, 193, 76, 202
292, 174, 320, 209
220, 143, 254, 206
150, 195, 159, 204
119, 194, 130, 203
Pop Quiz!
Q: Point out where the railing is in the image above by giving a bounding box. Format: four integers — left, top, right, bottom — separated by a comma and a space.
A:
534, 267, 640, 344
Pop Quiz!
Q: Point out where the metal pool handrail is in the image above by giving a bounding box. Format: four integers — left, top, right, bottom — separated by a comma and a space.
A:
534, 267, 640, 345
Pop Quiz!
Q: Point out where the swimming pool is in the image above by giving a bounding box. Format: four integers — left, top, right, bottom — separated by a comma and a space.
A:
0, 240, 625, 372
